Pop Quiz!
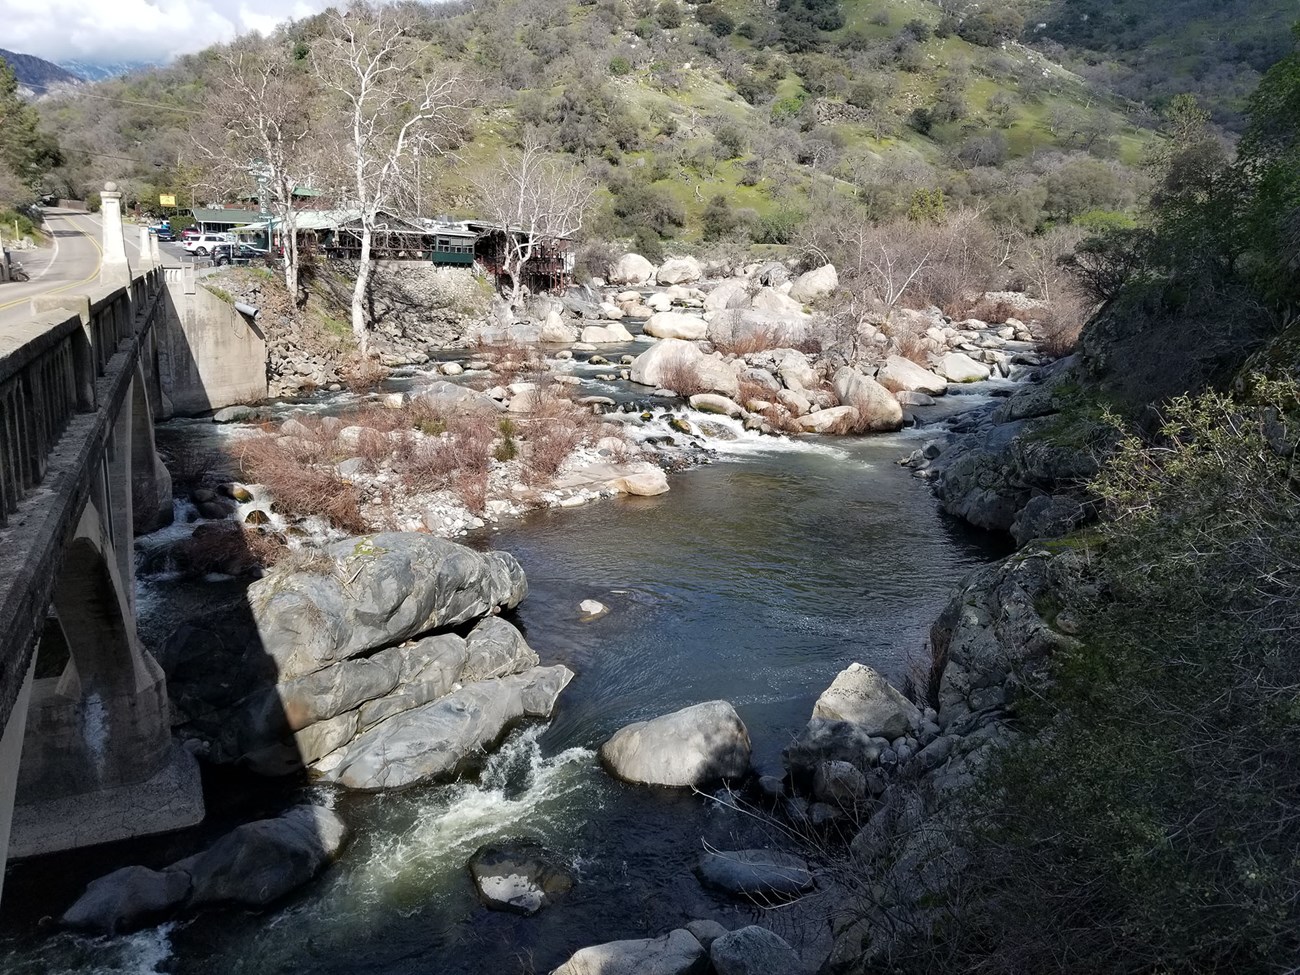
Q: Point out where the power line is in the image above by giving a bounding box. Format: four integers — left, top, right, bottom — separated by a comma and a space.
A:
22, 80, 206, 116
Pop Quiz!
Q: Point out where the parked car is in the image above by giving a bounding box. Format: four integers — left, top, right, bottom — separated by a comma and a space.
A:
154, 228, 177, 242
211, 243, 270, 266
183, 233, 234, 256
181, 228, 201, 241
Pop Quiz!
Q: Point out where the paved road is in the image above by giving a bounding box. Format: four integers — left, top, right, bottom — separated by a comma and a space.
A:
0, 210, 191, 333
0, 209, 107, 332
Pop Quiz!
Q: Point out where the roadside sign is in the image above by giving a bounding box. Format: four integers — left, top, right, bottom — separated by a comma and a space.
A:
159, 194, 177, 207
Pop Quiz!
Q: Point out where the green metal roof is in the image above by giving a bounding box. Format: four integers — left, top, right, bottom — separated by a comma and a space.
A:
191, 207, 264, 225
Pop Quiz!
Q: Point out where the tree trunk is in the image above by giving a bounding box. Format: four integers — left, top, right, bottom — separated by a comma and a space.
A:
353, 225, 373, 357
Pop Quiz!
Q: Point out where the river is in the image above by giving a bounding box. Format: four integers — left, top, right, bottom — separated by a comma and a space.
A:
0, 364, 1008, 974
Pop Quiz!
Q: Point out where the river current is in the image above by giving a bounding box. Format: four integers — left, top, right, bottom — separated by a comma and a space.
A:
0, 361, 1007, 974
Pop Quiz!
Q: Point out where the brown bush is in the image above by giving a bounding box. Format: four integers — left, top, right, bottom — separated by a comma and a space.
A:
737, 377, 779, 407
394, 409, 496, 493
713, 324, 786, 357
521, 391, 599, 484
1036, 292, 1090, 359
234, 436, 368, 533
340, 355, 389, 392
658, 353, 712, 397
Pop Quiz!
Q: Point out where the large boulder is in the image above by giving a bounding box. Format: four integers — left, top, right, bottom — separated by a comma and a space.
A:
876, 355, 948, 396
645, 311, 709, 341
553, 929, 706, 975
710, 926, 803, 975
704, 279, 750, 312
629, 339, 740, 398
706, 310, 807, 350
833, 367, 903, 432
789, 264, 838, 303
775, 350, 817, 390
600, 700, 751, 787
797, 406, 858, 434
812, 662, 920, 740
468, 844, 574, 915
751, 288, 805, 317
61, 865, 191, 935
610, 253, 655, 286
936, 352, 991, 383
244, 533, 526, 681
413, 381, 503, 414
689, 393, 745, 418
186, 805, 349, 908
541, 312, 580, 344
656, 256, 703, 285
695, 849, 814, 902
325, 665, 574, 790
581, 322, 634, 344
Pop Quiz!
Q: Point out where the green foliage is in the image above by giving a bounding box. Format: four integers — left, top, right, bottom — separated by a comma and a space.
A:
0, 208, 40, 243
608, 55, 632, 76
655, 1, 682, 28
945, 378, 1300, 975
907, 188, 946, 223
632, 225, 664, 262
956, 7, 1023, 47
0, 60, 61, 204
494, 417, 519, 461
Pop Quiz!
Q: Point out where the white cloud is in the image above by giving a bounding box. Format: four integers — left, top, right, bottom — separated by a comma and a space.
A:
0, 0, 334, 65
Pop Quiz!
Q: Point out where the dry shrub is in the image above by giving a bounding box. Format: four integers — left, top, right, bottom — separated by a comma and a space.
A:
658, 352, 711, 397
737, 377, 780, 407
173, 523, 287, 576
454, 467, 489, 514
522, 391, 599, 484
1036, 292, 1089, 358
340, 355, 389, 392
275, 547, 338, 575
394, 409, 496, 494
965, 297, 1050, 324
473, 336, 545, 385
713, 324, 786, 357
234, 435, 368, 533
881, 315, 930, 364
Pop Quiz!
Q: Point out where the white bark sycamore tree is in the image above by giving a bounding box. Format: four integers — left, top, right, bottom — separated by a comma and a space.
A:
313, 3, 469, 356
473, 138, 594, 306
202, 38, 317, 299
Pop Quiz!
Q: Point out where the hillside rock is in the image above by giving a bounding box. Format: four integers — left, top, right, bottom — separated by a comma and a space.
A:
600, 700, 751, 787
752, 288, 805, 317
704, 279, 750, 311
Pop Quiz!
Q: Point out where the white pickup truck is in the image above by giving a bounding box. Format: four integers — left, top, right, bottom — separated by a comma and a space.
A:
182, 232, 235, 256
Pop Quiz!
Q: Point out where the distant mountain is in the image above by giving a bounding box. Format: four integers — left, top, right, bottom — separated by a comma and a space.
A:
0, 48, 83, 96
58, 59, 156, 82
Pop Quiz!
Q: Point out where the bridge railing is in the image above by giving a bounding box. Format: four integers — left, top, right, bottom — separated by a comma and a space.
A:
0, 267, 163, 526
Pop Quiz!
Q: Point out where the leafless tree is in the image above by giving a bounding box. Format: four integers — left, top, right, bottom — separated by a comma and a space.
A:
472, 137, 593, 306
313, 2, 471, 355
200, 37, 319, 298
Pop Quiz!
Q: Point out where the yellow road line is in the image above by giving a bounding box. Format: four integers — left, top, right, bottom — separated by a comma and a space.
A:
0, 214, 103, 313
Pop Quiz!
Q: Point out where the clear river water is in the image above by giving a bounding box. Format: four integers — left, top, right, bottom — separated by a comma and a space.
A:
0, 366, 1008, 975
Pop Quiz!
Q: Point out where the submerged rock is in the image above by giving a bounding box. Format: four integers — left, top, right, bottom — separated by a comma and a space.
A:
553, 928, 706, 975
468, 844, 574, 915
186, 805, 349, 908
61, 865, 191, 935
600, 700, 751, 787
695, 849, 814, 902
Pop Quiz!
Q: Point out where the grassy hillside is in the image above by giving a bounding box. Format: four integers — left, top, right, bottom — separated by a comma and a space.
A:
38, 0, 1282, 260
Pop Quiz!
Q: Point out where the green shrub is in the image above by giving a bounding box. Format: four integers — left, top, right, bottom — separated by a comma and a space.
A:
608, 55, 632, 76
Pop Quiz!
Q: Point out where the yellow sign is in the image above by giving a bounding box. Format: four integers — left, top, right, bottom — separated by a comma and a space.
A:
159, 194, 177, 207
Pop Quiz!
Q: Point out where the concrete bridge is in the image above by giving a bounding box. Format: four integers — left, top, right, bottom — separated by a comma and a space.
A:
0, 184, 269, 902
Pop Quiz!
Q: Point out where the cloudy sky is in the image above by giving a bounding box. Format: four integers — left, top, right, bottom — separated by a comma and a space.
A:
0, 0, 333, 64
